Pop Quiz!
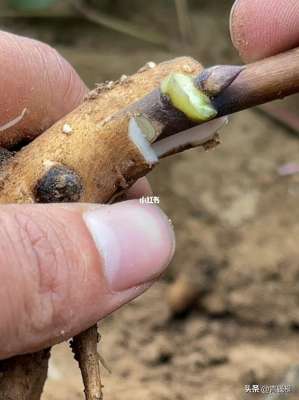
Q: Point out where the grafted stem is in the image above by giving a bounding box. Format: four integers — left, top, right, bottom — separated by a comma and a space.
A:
212, 47, 299, 116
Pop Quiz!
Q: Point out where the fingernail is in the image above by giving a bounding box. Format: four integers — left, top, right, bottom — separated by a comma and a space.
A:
229, 0, 241, 46
83, 200, 175, 292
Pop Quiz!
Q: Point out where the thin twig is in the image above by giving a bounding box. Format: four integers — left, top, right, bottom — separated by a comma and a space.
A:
0, 2, 73, 17
174, 0, 193, 48
70, 325, 103, 400
70, 0, 169, 48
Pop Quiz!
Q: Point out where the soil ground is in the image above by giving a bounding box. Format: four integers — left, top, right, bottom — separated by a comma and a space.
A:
1, 1, 299, 399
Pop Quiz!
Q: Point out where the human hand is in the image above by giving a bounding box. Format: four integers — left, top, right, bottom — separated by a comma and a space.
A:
0, 32, 175, 359
230, 0, 299, 61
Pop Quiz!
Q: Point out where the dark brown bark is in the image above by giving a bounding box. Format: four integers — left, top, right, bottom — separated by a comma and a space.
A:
0, 148, 13, 167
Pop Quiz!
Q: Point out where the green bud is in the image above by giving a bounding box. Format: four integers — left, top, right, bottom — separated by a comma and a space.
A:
160, 73, 217, 122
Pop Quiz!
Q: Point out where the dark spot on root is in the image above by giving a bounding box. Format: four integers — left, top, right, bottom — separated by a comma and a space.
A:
35, 165, 83, 203
0, 147, 14, 167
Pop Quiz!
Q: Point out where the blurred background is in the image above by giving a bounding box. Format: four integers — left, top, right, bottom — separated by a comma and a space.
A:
1, 1, 299, 399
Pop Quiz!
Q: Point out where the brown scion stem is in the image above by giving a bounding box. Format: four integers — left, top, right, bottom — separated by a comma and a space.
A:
211, 47, 299, 117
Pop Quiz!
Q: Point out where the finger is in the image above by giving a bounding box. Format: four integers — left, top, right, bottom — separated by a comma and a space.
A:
0, 31, 87, 148
126, 177, 153, 199
0, 200, 175, 359
230, 0, 299, 62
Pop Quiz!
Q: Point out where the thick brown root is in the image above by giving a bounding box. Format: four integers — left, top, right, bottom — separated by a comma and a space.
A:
0, 349, 50, 400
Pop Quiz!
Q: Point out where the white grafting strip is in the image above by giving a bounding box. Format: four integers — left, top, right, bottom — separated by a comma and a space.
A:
128, 117, 158, 166
152, 117, 228, 158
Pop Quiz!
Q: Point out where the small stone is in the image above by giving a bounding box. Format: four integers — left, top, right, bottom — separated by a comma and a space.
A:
138, 61, 157, 73
84, 90, 98, 100
107, 80, 114, 89
120, 74, 128, 82
147, 61, 156, 69
62, 123, 73, 135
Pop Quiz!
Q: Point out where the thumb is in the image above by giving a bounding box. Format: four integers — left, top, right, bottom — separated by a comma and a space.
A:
230, 0, 299, 62
0, 200, 175, 359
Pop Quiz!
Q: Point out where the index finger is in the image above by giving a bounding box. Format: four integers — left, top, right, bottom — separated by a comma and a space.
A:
230, 0, 299, 62
0, 31, 87, 148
